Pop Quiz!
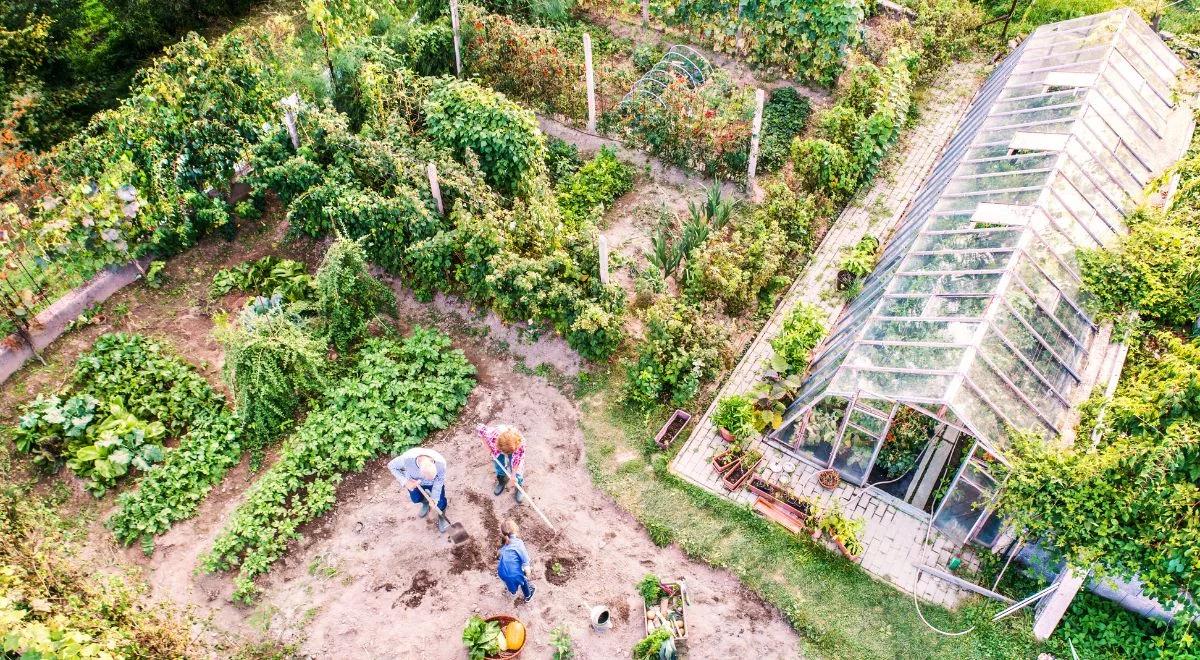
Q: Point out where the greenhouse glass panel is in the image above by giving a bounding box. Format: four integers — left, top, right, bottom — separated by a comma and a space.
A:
771, 8, 1193, 459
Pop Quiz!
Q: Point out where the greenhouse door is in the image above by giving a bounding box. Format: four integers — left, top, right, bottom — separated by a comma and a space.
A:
931, 442, 1003, 545
828, 396, 895, 486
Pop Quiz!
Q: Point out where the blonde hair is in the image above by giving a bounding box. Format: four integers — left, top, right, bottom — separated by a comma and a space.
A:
501, 519, 520, 537
497, 429, 523, 455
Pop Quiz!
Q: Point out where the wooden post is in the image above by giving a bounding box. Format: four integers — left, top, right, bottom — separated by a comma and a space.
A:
450, 0, 462, 77
747, 88, 765, 199
641, 0, 649, 26
280, 92, 301, 150
598, 234, 610, 285
427, 162, 444, 216
583, 33, 597, 133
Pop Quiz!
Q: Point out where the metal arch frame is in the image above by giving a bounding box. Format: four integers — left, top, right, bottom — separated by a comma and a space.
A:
617, 44, 712, 111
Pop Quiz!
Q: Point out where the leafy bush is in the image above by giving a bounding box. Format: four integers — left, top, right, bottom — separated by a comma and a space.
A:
759, 87, 812, 172
461, 6, 587, 121
423, 76, 547, 196
839, 235, 880, 278
1078, 212, 1200, 329
556, 147, 635, 226
203, 330, 475, 602
908, 0, 985, 81
791, 138, 857, 201
316, 237, 397, 353
66, 402, 166, 497
546, 137, 583, 184
217, 311, 327, 452
1052, 591, 1180, 659
771, 303, 827, 372
210, 256, 315, 303
613, 72, 753, 180
755, 181, 820, 254
684, 207, 791, 315
670, 0, 865, 84
462, 615, 503, 660
714, 395, 758, 441
626, 299, 730, 407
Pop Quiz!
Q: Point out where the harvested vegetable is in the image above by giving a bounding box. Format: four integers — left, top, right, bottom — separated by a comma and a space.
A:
504, 621, 526, 650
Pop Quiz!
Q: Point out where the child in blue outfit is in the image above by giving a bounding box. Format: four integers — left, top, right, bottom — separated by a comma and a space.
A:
497, 520, 536, 603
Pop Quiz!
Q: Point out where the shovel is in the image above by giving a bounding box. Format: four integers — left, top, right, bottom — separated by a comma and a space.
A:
492, 454, 557, 533
416, 484, 470, 545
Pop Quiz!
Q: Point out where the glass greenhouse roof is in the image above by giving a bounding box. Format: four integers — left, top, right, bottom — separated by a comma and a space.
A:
783, 9, 1194, 454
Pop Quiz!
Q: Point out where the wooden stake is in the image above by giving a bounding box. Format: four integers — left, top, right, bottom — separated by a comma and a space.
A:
427, 162, 444, 216
583, 33, 597, 133
747, 88, 765, 199
641, 0, 649, 26
598, 234, 610, 285
450, 0, 462, 77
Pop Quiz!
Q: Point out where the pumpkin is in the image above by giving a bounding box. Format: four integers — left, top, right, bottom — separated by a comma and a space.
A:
503, 621, 526, 650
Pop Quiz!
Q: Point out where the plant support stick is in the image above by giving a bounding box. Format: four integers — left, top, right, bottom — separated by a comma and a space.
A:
747, 88, 765, 200
450, 0, 462, 77
427, 162, 444, 216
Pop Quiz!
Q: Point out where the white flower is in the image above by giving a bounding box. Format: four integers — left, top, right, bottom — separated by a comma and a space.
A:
122, 201, 140, 219
116, 185, 138, 202
81, 215, 95, 227
101, 228, 120, 242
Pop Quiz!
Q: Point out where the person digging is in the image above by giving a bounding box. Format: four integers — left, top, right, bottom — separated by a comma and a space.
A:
496, 519, 535, 604
477, 424, 526, 503
388, 447, 450, 534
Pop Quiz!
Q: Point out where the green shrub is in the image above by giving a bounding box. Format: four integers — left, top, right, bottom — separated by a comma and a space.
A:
791, 138, 856, 201
713, 395, 758, 440
217, 312, 327, 452
755, 181, 819, 254
423, 77, 547, 196
316, 237, 397, 353
556, 147, 635, 226
1078, 212, 1200, 329
626, 299, 730, 408
684, 209, 790, 315
771, 303, 826, 372
546, 137, 583, 183
631, 43, 665, 72
910, 0, 985, 80
759, 87, 812, 172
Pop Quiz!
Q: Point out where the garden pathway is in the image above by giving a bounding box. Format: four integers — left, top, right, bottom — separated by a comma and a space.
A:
669, 60, 988, 608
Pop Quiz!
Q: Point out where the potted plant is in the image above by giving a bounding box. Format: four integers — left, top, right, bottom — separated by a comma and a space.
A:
463, 614, 525, 659
817, 469, 840, 490
713, 395, 757, 444
821, 508, 865, 562
711, 441, 745, 475
722, 448, 762, 491
875, 406, 936, 478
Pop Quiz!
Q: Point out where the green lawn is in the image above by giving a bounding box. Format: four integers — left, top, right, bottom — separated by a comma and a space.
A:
575, 369, 1052, 660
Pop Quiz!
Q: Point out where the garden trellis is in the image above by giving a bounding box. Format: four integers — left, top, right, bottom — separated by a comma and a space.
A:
619, 45, 711, 109
769, 9, 1193, 545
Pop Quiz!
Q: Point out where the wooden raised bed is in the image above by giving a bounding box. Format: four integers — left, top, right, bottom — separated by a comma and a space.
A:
654, 409, 692, 449
642, 582, 688, 642
722, 454, 762, 491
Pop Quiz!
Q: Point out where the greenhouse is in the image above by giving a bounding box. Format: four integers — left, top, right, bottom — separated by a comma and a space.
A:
771, 9, 1194, 545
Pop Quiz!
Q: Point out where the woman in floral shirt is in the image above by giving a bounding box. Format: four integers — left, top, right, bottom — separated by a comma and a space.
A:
477, 424, 526, 503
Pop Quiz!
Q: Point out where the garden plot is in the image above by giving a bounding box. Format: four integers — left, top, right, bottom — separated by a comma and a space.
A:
1, 215, 800, 656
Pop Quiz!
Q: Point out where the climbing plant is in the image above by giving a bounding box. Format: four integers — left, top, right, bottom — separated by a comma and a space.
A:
315, 236, 397, 353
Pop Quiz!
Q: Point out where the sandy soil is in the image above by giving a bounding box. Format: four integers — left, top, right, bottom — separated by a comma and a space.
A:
111, 312, 800, 658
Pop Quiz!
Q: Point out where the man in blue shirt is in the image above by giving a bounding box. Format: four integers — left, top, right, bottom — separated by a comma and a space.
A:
497, 520, 535, 603
388, 447, 449, 534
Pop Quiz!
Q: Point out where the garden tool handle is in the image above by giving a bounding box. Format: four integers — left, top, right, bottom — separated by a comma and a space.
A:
491, 454, 558, 533
415, 484, 447, 519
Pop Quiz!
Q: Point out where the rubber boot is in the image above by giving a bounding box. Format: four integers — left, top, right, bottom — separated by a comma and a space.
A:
418, 501, 430, 518
514, 482, 525, 504
437, 515, 449, 534
493, 474, 508, 496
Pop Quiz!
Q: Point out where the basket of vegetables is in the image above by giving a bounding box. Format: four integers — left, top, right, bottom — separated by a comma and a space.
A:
462, 614, 526, 659
638, 574, 687, 642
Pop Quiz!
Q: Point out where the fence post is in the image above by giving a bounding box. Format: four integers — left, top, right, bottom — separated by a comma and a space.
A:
1033, 566, 1086, 640
598, 234, 610, 285
641, 0, 649, 26
280, 92, 301, 150
747, 88, 765, 199
427, 162, 445, 216
450, 0, 463, 77
584, 33, 597, 133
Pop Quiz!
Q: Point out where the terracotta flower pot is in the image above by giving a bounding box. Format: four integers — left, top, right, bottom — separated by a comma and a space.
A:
718, 427, 735, 443
711, 449, 742, 475
817, 469, 840, 490
834, 538, 860, 563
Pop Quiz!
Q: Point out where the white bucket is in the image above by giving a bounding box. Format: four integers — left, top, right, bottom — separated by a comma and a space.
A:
589, 605, 612, 632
